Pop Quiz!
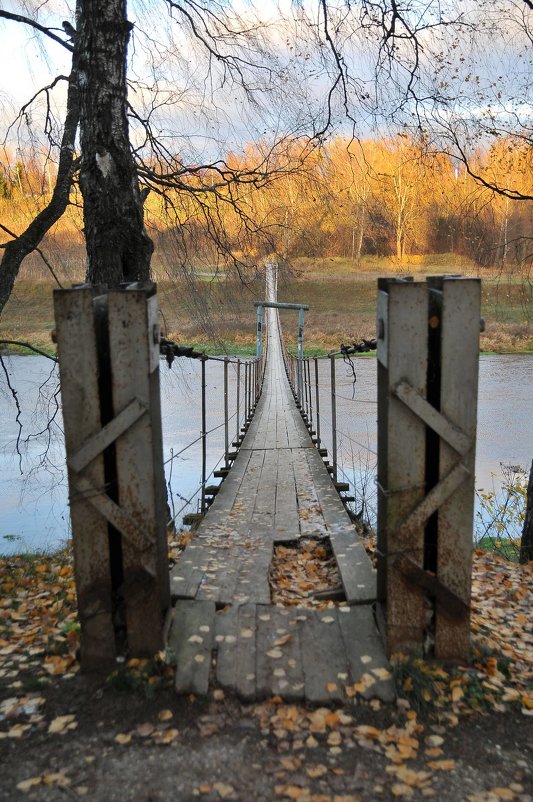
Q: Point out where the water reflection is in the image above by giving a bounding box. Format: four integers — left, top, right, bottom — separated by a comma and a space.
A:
0, 354, 531, 554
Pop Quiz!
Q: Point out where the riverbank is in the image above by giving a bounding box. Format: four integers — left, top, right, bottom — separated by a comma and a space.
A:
1, 259, 531, 356
0, 536, 532, 801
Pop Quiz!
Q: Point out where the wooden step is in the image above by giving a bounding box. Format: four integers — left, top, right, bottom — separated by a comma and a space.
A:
182, 512, 203, 527
335, 482, 350, 492
214, 468, 230, 478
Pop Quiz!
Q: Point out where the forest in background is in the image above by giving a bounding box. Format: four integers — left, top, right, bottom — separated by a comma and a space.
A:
1, 132, 531, 354
1, 133, 532, 277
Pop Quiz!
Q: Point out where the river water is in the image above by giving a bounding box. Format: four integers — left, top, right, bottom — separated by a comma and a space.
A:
0, 354, 531, 555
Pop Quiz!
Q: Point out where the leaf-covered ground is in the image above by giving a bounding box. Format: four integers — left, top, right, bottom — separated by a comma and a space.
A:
0, 535, 532, 802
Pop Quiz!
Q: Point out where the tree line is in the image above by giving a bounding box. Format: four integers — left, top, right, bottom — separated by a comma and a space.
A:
2, 134, 532, 273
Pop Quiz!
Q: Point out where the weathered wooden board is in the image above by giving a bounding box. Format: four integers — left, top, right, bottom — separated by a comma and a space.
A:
233, 538, 272, 605
214, 605, 240, 691
170, 599, 216, 695
377, 280, 428, 655
434, 278, 479, 660
300, 609, 348, 704
54, 287, 116, 668
234, 604, 258, 701
303, 448, 376, 603
107, 288, 169, 656
337, 606, 395, 702
255, 606, 306, 700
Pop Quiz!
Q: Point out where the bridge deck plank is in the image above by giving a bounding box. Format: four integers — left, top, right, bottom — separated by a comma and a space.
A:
170, 298, 392, 703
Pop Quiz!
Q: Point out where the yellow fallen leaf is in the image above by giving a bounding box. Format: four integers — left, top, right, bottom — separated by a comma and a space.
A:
274, 634, 293, 647
136, 722, 155, 737
491, 789, 515, 800
16, 777, 42, 792
158, 728, 179, 744
114, 733, 132, 745
451, 686, 463, 703
425, 735, 444, 747
8, 723, 30, 738
426, 760, 455, 771
213, 782, 235, 798
158, 709, 173, 722
275, 785, 309, 801
48, 714, 76, 734
43, 772, 70, 786
391, 783, 414, 798
306, 765, 328, 779
355, 725, 381, 740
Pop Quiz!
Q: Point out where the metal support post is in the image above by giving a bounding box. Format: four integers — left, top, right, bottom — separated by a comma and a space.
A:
297, 306, 305, 405
201, 355, 207, 515
314, 358, 321, 448
256, 304, 264, 358
306, 358, 313, 430
330, 354, 338, 482
224, 357, 229, 468
244, 361, 249, 422
236, 359, 241, 439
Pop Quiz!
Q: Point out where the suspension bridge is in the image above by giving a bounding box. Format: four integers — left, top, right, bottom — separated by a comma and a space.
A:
166, 265, 394, 703
54, 266, 480, 689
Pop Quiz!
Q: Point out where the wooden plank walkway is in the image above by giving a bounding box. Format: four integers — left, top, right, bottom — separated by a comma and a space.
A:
168, 305, 393, 704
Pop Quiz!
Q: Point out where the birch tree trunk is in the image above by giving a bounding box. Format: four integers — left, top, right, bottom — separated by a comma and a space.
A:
77, 0, 153, 285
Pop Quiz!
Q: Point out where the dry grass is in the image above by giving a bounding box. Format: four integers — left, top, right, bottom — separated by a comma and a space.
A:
1, 255, 531, 355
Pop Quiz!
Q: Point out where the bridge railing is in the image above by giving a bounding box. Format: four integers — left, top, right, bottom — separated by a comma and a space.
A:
163, 347, 266, 525
278, 326, 377, 528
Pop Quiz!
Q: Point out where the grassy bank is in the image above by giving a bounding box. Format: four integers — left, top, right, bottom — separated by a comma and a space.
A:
1, 256, 531, 355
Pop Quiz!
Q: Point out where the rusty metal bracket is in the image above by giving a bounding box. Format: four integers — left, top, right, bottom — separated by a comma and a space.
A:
393, 555, 469, 620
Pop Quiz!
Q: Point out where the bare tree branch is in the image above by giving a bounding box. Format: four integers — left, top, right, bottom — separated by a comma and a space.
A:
0, 10, 73, 52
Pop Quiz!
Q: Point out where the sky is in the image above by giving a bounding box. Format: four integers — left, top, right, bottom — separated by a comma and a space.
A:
1, 0, 532, 168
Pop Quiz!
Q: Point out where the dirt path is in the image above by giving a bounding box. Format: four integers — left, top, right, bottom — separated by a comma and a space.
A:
1, 673, 532, 802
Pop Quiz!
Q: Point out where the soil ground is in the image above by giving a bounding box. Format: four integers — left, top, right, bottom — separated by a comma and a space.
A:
1, 542, 532, 802
1, 672, 532, 802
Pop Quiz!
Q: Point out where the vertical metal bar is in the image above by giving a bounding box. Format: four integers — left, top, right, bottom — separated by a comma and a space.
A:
314, 357, 321, 448
244, 361, 249, 421
330, 353, 337, 482
297, 306, 305, 406
224, 357, 229, 468
236, 359, 241, 440
303, 357, 309, 419
248, 361, 252, 417
201, 356, 207, 515
256, 304, 263, 358
307, 358, 313, 431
